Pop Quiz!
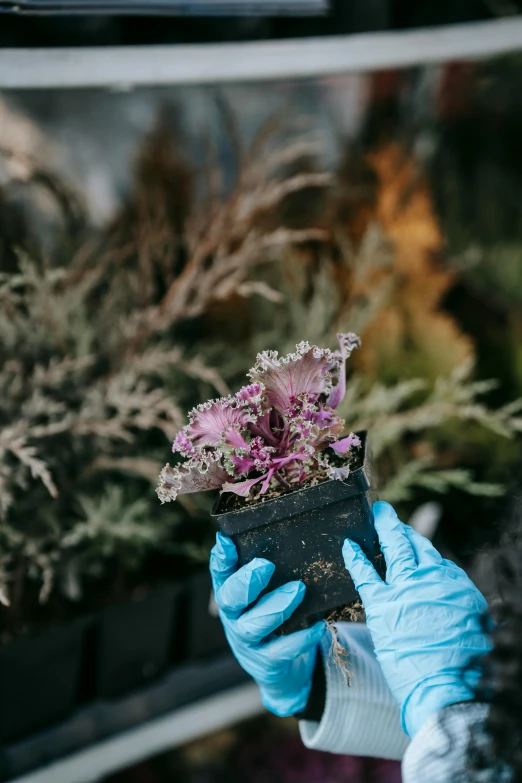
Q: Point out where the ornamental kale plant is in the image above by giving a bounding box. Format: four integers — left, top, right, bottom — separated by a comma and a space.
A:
157, 333, 362, 503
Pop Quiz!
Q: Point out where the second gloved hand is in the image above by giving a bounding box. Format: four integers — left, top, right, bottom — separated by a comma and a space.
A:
210, 532, 326, 717
342, 501, 491, 738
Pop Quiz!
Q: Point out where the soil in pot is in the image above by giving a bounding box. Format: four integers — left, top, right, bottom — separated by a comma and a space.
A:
95, 583, 180, 700
212, 432, 384, 635
0, 617, 90, 743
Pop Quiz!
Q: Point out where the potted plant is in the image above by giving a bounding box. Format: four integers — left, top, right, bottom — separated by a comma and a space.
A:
157, 333, 384, 634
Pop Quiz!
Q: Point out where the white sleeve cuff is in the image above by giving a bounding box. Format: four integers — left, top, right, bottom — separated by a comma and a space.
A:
401, 702, 501, 783
299, 622, 409, 761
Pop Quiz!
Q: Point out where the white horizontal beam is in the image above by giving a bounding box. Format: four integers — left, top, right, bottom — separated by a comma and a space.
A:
0, 17, 521, 89
10, 683, 264, 783
0, 0, 327, 12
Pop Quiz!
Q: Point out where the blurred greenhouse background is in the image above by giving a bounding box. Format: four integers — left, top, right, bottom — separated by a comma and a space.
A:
2, 22, 522, 783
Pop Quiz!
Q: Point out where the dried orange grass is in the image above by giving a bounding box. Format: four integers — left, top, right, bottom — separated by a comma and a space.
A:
350, 144, 473, 380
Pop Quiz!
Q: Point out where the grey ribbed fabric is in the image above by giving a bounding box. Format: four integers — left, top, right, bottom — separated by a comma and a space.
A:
301, 628, 512, 782
402, 702, 512, 783
299, 622, 409, 760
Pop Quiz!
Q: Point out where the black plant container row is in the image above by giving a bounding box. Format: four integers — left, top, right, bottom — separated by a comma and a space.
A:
0, 571, 227, 746
0, 431, 381, 747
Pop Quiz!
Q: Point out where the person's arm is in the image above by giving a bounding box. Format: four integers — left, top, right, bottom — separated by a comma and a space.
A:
299, 622, 410, 760
402, 702, 493, 783
342, 501, 493, 778
209, 532, 409, 761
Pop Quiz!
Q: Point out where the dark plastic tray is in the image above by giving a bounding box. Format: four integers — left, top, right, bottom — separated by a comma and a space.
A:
0, 617, 90, 744
186, 571, 228, 660
95, 583, 180, 699
0, 653, 249, 782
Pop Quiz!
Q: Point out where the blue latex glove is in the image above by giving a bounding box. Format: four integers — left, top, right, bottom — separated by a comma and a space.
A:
342, 501, 491, 738
209, 532, 326, 717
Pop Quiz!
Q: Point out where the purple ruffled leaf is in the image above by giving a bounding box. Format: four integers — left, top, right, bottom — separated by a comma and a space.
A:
329, 464, 351, 480
291, 405, 344, 452
338, 332, 362, 360
271, 453, 309, 467
230, 454, 256, 475
261, 468, 276, 493
235, 382, 265, 414
248, 341, 336, 415
172, 429, 198, 458
223, 427, 250, 450
157, 458, 230, 503
247, 409, 281, 447
327, 332, 361, 409
318, 452, 352, 481
250, 437, 276, 470
330, 432, 361, 454
183, 397, 255, 449
221, 475, 265, 497
222, 453, 310, 497
161, 335, 363, 504
259, 454, 310, 493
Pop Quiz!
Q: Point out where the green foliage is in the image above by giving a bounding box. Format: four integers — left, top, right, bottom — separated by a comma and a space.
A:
200, 233, 522, 513
339, 362, 522, 503
0, 115, 332, 621
2, 96, 522, 627
0, 254, 190, 609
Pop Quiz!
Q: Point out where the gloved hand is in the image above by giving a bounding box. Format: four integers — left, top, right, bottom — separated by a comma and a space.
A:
209, 532, 326, 717
342, 501, 491, 738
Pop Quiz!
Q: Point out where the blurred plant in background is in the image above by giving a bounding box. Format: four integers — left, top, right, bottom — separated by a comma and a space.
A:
198, 131, 522, 520
1, 84, 522, 638
0, 112, 327, 634
431, 57, 522, 399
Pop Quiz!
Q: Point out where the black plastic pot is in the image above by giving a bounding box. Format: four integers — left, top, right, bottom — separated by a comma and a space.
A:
212, 432, 384, 634
0, 617, 89, 743
185, 571, 228, 660
95, 583, 180, 699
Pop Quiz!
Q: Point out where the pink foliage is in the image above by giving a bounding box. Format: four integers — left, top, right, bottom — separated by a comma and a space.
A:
157, 333, 361, 503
